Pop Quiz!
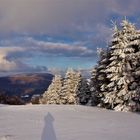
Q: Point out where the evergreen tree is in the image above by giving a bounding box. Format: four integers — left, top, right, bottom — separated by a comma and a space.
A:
40, 75, 62, 104
90, 48, 110, 106
60, 68, 80, 104
77, 77, 91, 105
98, 20, 140, 111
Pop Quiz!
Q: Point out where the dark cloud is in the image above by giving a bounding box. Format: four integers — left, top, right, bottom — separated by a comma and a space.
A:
0, 0, 139, 43
0, 37, 95, 57
0, 0, 139, 37
25, 37, 95, 57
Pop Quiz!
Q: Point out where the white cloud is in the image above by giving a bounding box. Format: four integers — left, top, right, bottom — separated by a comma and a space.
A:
0, 56, 17, 72
0, 47, 24, 71
0, 46, 47, 72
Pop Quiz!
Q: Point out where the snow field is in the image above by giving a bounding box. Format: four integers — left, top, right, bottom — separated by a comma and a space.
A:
0, 105, 140, 140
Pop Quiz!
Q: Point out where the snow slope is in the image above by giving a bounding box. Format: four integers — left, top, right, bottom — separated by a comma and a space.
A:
0, 105, 140, 140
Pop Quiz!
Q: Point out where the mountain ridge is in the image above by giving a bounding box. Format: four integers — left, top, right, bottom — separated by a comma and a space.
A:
0, 73, 53, 103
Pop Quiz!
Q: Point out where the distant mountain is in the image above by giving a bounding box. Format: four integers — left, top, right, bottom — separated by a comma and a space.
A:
0, 73, 53, 102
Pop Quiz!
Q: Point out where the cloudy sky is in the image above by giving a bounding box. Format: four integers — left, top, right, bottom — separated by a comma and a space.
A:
0, 0, 140, 74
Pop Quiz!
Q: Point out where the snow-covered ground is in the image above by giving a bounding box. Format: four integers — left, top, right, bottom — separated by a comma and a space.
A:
0, 105, 140, 140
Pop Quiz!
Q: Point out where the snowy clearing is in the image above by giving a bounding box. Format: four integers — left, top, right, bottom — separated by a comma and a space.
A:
0, 105, 140, 140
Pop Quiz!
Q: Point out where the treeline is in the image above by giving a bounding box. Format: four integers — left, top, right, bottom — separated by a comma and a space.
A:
39, 69, 92, 105
0, 92, 24, 105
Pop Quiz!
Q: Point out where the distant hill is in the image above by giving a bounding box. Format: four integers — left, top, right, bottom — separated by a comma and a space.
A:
0, 73, 53, 102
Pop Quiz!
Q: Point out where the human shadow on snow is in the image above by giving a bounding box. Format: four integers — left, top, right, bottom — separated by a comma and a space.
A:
41, 112, 57, 140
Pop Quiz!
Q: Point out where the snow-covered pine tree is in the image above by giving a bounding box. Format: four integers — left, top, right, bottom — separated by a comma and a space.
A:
90, 48, 110, 106
100, 20, 140, 111
60, 68, 80, 104
39, 75, 62, 104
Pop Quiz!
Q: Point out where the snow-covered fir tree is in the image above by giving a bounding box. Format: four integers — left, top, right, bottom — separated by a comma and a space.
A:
40, 75, 62, 104
96, 20, 140, 112
60, 68, 80, 104
90, 48, 110, 105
